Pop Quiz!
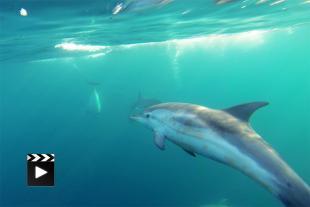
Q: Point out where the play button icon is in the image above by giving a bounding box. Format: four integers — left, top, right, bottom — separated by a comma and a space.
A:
27, 153, 55, 186
35, 166, 48, 179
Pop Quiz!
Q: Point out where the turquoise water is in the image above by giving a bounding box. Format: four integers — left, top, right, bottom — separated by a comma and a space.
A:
1, 0, 310, 206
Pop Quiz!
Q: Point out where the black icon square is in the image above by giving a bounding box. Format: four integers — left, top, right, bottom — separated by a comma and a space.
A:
27, 154, 55, 186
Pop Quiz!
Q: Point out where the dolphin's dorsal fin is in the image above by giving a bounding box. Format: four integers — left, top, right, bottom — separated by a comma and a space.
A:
224, 102, 269, 122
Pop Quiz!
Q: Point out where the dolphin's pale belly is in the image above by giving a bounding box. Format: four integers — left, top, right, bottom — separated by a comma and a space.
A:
163, 125, 278, 192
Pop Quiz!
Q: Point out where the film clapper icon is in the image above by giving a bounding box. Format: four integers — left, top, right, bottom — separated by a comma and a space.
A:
27, 153, 55, 186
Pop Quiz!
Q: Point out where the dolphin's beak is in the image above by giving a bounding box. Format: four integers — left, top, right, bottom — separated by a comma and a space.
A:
129, 115, 140, 122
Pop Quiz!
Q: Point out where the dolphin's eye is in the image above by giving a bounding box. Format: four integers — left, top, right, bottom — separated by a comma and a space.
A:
145, 113, 150, 118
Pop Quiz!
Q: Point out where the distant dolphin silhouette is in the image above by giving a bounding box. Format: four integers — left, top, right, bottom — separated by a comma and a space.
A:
87, 81, 102, 114
131, 102, 310, 207
131, 93, 161, 115
87, 88, 101, 114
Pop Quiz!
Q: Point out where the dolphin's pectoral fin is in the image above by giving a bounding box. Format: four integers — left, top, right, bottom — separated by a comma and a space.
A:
182, 148, 196, 157
154, 132, 165, 150
224, 101, 269, 122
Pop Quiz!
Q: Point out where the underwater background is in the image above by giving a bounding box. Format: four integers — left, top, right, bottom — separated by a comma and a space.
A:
0, 0, 310, 206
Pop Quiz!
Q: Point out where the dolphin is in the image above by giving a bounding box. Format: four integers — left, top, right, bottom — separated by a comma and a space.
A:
87, 81, 102, 114
131, 102, 310, 207
88, 88, 102, 114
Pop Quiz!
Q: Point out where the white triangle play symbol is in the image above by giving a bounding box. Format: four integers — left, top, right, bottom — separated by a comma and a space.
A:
35, 166, 48, 179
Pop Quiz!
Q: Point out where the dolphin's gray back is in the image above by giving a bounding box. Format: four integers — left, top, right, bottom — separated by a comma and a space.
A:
148, 102, 310, 207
